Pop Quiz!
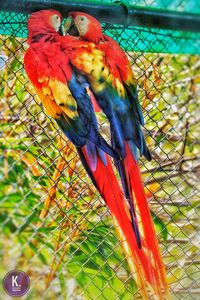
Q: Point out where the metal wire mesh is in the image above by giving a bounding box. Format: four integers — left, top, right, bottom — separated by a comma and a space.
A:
0, 7, 200, 300
121, 0, 200, 14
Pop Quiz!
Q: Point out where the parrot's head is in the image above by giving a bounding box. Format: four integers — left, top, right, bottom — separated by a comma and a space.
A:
27, 9, 63, 42
68, 12, 103, 43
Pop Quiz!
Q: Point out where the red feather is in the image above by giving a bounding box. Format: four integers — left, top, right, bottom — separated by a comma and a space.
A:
81, 147, 168, 298
124, 142, 169, 298
86, 88, 101, 112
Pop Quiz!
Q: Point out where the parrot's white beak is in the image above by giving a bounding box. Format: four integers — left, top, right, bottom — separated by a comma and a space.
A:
63, 16, 79, 36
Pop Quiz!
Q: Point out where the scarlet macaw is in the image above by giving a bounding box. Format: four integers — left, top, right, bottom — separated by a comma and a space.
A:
24, 10, 135, 232
24, 9, 169, 299
63, 11, 169, 299
65, 13, 151, 241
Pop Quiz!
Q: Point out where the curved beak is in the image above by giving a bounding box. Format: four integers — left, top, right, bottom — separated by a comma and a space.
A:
63, 16, 73, 33
58, 23, 64, 35
62, 16, 79, 36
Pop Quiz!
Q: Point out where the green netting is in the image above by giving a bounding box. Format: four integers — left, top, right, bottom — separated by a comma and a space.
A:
135, 0, 200, 12
0, 11, 200, 54
106, 24, 200, 54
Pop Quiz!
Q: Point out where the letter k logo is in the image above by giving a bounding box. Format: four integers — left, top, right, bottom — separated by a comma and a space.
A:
12, 276, 19, 287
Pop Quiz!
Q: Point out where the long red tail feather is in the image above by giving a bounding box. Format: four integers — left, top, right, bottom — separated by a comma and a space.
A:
124, 142, 169, 299
81, 147, 168, 299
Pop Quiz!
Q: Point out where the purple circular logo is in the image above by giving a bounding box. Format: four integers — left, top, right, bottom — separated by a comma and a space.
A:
3, 270, 30, 297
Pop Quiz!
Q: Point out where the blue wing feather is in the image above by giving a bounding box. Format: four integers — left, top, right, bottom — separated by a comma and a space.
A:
56, 71, 118, 169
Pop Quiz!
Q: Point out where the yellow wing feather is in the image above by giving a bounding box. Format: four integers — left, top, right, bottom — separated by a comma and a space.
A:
35, 77, 78, 119
72, 46, 125, 97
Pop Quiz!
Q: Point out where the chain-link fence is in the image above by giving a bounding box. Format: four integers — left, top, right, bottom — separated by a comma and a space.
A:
0, 1, 200, 299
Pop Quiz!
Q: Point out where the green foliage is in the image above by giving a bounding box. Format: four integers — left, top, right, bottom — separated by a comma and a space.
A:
67, 222, 136, 299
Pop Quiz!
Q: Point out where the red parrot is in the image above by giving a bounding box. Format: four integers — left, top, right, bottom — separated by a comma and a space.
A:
60, 11, 169, 299
24, 10, 164, 298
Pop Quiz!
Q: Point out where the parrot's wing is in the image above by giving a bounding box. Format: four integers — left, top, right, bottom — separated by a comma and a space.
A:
65, 38, 150, 160
102, 34, 145, 126
24, 45, 117, 159
24, 46, 78, 120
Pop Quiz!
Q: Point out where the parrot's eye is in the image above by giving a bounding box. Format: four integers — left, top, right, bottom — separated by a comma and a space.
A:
79, 16, 86, 22
53, 14, 60, 21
